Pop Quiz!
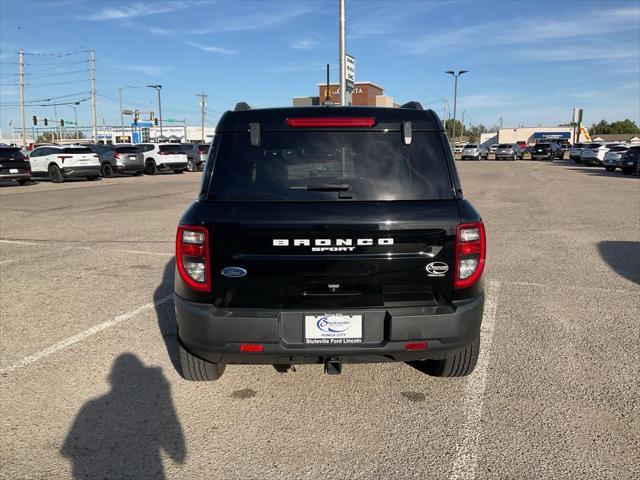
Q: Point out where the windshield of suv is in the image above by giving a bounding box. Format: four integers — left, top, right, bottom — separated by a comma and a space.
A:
115, 146, 139, 153
465, 144, 478, 148
62, 147, 92, 154
498, 144, 512, 148
0, 148, 25, 160
209, 131, 454, 201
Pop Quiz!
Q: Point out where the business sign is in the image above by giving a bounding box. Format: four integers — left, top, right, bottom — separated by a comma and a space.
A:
533, 132, 571, 139
345, 53, 355, 92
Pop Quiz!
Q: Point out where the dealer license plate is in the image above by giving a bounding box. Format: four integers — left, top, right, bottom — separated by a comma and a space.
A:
9, 169, 18, 173
304, 314, 362, 344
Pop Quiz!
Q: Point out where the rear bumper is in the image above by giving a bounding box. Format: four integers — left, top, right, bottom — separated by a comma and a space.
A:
175, 293, 485, 364
115, 163, 144, 173
61, 165, 100, 177
159, 162, 188, 170
0, 172, 31, 181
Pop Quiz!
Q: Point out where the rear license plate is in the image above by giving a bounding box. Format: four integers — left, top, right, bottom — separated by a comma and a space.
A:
9, 168, 18, 173
304, 314, 362, 344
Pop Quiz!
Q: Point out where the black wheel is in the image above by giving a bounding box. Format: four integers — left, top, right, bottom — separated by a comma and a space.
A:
179, 341, 225, 381
622, 168, 632, 175
407, 337, 479, 377
173, 169, 184, 174
145, 159, 158, 175
17, 178, 30, 185
512, 154, 517, 161
605, 166, 615, 172
101, 163, 114, 178
48, 164, 64, 183
187, 159, 196, 172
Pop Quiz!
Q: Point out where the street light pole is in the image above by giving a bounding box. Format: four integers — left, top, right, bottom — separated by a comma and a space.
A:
147, 84, 163, 140
445, 70, 468, 143
72, 102, 79, 140
339, 0, 346, 106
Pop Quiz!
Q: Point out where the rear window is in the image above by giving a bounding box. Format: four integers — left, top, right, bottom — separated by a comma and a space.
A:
209, 131, 454, 201
498, 144, 512, 148
0, 148, 25, 160
608, 146, 628, 152
61, 147, 92, 154
159, 145, 183, 154
465, 144, 478, 148
198, 144, 209, 153
115, 146, 139, 153
585, 143, 602, 149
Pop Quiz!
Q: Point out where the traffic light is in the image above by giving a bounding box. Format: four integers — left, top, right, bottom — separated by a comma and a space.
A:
149, 111, 155, 121
32, 115, 37, 126
134, 110, 140, 126
154, 118, 158, 126
44, 118, 48, 126
60, 119, 64, 127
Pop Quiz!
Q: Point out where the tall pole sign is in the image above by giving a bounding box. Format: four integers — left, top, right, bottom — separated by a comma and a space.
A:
345, 53, 355, 106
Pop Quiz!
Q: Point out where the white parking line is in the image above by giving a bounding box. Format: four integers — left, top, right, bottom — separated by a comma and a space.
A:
0, 239, 42, 246
113, 249, 174, 257
510, 280, 636, 294
0, 259, 18, 265
0, 295, 172, 375
449, 280, 501, 480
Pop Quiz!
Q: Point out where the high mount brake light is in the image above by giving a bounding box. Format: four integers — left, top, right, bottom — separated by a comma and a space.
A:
287, 117, 376, 128
454, 222, 486, 289
176, 225, 211, 292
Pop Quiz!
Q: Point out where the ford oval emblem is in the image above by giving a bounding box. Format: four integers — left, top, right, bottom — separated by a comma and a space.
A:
221, 267, 247, 278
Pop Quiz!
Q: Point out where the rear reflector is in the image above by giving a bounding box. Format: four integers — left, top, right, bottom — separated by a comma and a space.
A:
240, 344, 263, 353
404, 341, 427, 351
287, 117, 376, 128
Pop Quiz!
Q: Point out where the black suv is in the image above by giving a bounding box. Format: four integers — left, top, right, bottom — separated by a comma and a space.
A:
0, 146, 31, 185
620, 146, 640, 175
174, 103, 486, 380
531, 142, 562, 160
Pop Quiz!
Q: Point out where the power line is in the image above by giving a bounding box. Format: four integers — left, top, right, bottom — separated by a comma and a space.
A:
26, 69, 91, 78
23, 48, 91, 57
27, 78, 91, 87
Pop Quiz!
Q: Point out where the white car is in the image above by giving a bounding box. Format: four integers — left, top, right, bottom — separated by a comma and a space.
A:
603, 145, 629, 172
28, 145, 100, 183
581, 143, 623, 166
453, 143, 467, 154
137, 143, 189, 175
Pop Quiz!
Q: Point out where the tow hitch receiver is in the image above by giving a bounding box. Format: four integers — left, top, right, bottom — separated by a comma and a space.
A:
324, 358, 342, 375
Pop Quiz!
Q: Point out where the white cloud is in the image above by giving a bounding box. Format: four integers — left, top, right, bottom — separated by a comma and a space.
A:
82, 0, 209, 21
120, 64, 171, 76
183, 41, 238, 55
190, 4, 311, 34
292, 38, 319, 50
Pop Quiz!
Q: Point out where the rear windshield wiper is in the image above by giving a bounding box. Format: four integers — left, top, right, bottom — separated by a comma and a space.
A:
290, 183, 351, 192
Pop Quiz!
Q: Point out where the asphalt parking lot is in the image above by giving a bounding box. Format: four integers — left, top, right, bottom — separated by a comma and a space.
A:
1, 161, 638, 479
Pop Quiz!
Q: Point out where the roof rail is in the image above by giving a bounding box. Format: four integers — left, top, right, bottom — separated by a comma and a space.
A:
400, 101, 423, 110
234, 102, 251, 111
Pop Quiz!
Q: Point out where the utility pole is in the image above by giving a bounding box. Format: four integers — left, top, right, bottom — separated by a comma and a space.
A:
19, 49, 26, 148
197, 93, 207, 142
90, 49, 98, 142
339, 0, 346, 106
72, 102, 79, 140
445, 70, 468, 143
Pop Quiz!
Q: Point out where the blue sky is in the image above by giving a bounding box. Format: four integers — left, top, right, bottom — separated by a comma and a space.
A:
1, 0, 639, 136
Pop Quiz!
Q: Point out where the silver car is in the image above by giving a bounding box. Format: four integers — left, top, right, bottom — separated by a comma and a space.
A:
90, 144, 144, 177
461, 144, 487, 160
495, 143, 521, 160
603, 145, 629, 172
569, 142, 586, 163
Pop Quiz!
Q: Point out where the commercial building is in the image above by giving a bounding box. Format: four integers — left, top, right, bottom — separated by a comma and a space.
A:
293, 81, 395, 107
590, 133, 640, 143
498, 126, 573, 145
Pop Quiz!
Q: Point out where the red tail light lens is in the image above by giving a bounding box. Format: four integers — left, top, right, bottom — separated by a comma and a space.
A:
454, 222, 486, 289
176, 225, 210, 292
287, 117, 376, 128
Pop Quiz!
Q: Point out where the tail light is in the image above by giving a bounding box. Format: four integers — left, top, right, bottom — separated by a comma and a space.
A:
114, 153, 121, 160
57, 155, 72, 163
287, 117, 376, 128
176, 225, 210, 292
454, 222, 486, 289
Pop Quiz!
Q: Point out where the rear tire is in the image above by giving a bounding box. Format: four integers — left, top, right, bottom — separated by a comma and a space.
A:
173, 169, 184, 174
408, 337, 480, 377
145, 159, 158, 175
48, 164, 64, 183
101, 163, 114, 178
17, 179, 30, 185
179, 341, 225, 381
187, 159, 196, 172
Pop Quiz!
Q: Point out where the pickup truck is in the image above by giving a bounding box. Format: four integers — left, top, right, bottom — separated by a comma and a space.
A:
174, 103, 486, 380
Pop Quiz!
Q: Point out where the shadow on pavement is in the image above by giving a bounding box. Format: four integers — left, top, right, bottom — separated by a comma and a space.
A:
60, 353, 186, 479
598, 241, 640, 285
155, 258, 181, 373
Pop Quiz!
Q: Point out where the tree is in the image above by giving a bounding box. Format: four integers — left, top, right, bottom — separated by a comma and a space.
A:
589, 119, 639, 135
36, 130, 85, 143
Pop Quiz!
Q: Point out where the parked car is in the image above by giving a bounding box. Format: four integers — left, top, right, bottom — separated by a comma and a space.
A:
620, 146, 640, 175
0, 145, 31, 185
495, 143, 521, 160
28, 145, 100, 183
137, 143, 189, 174
174, 103, 486, 381
461, 144, 487, 160
603, 145, 629, 172
197, 143, 209, 167
489, 144, 498, 154
569, 142, 587, 163
531, 142, 562, 161
180, 143, 205, 172
581, 143, 621, 166
89, 144, 144, 177
453, 143, 467, 154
